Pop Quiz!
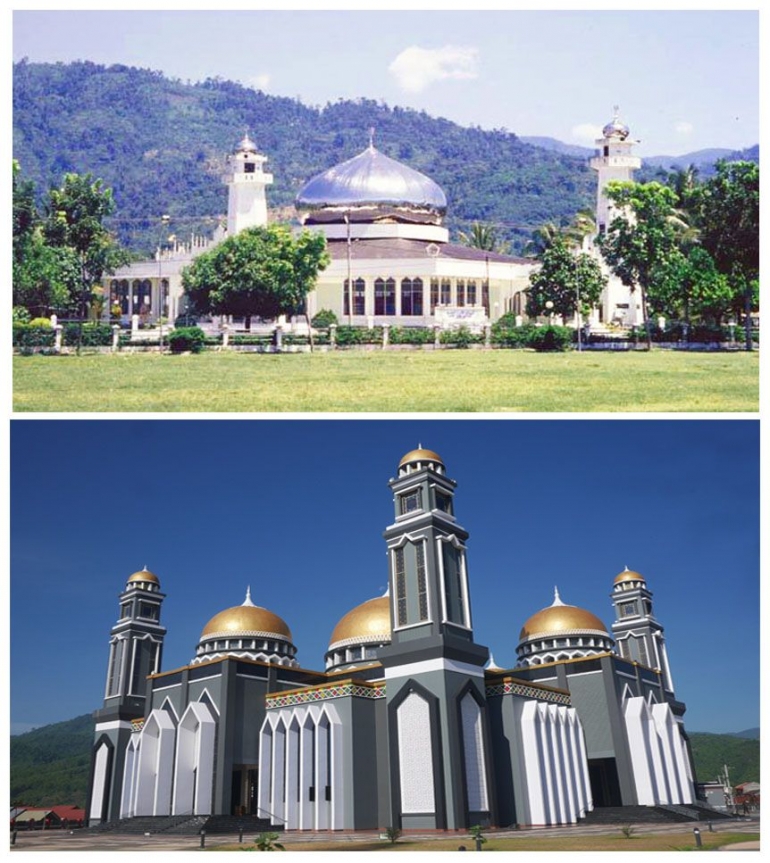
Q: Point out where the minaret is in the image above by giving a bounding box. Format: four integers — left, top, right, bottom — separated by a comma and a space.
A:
378, 448, 491, 832
224, 133, 273, 235
87, 567, 167, 824
589, 107, 642, 235
610, 567, 675, 693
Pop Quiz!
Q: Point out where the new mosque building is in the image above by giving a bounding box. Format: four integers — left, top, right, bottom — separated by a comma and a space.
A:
88, 447, 695, 831
106, 112, 643, 330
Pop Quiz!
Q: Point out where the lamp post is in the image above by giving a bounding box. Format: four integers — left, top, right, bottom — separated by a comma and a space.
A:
545, 300, 554, 326
158, 214, 170, 350
575, 256, 582, 352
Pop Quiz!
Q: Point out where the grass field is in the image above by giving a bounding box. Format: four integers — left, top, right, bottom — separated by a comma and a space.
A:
12, 349, 759, 413
217, 830, 759, 852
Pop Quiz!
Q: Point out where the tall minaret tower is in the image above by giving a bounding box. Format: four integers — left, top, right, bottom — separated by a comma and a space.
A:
88, 567, 167, 824
610, 567, 675, 694
589, 107, 641, 235
378, 448, 492, 832
224, 134, 273, 235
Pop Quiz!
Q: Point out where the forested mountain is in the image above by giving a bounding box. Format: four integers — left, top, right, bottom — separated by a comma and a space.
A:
12, 60, 596, 254
9, 712, 759, 809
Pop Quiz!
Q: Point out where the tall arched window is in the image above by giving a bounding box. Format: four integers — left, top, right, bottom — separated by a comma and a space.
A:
374, 278, 396, 315
343, 278, 365, 316
401, 278, 423, 316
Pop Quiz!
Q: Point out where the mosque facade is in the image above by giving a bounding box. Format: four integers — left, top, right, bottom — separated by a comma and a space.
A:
105, 113, 643, 330
88, 447, 695, 831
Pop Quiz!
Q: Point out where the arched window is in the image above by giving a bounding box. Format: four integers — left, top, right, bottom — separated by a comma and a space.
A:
456, 279, 466, 307
374, 278, 396, 315
467, 279, 477, 306
343, 278, 365, 316
401, 278, 423, 316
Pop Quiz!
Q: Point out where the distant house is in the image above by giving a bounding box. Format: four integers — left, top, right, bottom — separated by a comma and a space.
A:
10, 806, 85, 829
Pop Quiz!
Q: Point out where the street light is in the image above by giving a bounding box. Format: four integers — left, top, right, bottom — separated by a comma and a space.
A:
158, 215, 170, 351
545, 300, 554, 326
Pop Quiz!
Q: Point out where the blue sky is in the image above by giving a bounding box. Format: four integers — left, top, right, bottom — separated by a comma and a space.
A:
10, 419, 759, 736
11, 6, 759, 156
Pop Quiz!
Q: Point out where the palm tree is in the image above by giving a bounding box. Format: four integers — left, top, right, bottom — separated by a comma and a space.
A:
457, 221, 510, 254
522, 220, 564, 258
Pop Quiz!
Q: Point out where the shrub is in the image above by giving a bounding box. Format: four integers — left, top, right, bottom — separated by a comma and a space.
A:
526, 325, 573, 352
29, 317, 53, 328
62, 323, 113, 347
168, 327, 206, 354
253, 831, 285, 851
384, 826, 401, 844
491, 322, 538, 348
13, 324, 56, 348
12, 306, 31, 325
334, 326, 382, 346
389, 326, 433, 345
311, 308, 338, 328
440, 326, 482, 348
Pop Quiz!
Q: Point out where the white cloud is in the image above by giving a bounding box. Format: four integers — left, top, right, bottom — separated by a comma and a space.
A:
675, 120, 694, 136
248, 73, 271, 92
572, 123, 603, 143
389, 45, 478, 93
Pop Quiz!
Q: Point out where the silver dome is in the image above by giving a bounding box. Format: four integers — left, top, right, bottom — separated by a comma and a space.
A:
602, 109, 630, 140
296, 145, 447, 217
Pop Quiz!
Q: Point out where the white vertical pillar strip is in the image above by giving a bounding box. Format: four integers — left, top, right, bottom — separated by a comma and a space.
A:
459, 548, 472, 629
299, 715, 314, 830
575, 709, 593, 814
119, 739, 136, 819
129, 736, 142, 818
152, 717, 175, 816
646, 702, 670, 804
623, 697, 656, 805
285, 720, 300, 830
518, 701, 546, 825
195, 706, 216, 814
556, 707, 577, 823
539, 703, 557, 824
659, 635, 675, 692
315, 718, 330, 830
567, 709, 590, 818
330, 713, 344, 830
89, 743, 110, 821
256, 717, 274, 823
460, 694, 488, 812
270, 723, 286, 828
436, 538, 448, 623
547, 704, 565, 824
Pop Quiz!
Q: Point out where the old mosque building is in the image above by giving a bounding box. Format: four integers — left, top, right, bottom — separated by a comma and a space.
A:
88, 446, 696, 831
106, 110, 643, 332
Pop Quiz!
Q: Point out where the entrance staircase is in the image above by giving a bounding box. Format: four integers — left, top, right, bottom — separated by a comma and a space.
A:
580, 803, 732, 826
89, 813, 280, 835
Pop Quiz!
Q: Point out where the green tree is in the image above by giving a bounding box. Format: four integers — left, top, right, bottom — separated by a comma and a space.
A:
526, 237, 607, 320
598, 180, 683, 349
696, 161, 759, 347
652, 246, 733, 325
457, 221, 509, 254
42, 172, 126, 320
182, 225, 329, 330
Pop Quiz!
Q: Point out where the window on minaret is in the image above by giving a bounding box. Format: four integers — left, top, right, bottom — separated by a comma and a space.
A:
621, 602, 636, 617
343, 278, 365, 316
394, 548, 407, 627
435, 490, 453, 515
374, 278, 396, 315
120, 602, 131, 619
245, 162, 255, 174
416, 543, 429, 621
139, 602, 159, 621
442, 544, 467, 626
106, 640, 124, 697
399, 488, 422, 515
129, 641, 144, 694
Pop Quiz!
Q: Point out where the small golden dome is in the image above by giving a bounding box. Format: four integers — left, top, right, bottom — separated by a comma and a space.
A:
399, 447, 443, 468
614, 567, 646, 585
520, 589, 608, 640
201, 591, 292, 642
329, 595, 391, 649
127, 567, 160, 586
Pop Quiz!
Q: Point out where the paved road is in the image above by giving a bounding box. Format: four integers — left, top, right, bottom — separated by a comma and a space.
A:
9, 819, 759, 853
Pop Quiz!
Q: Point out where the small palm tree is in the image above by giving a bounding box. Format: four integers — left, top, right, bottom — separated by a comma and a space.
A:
253, 831, 285, 851
384, 825, 402, 844
458, 221, 510, 254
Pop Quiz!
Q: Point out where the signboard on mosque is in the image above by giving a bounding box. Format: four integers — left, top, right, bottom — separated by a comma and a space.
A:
434, 306, 488, 333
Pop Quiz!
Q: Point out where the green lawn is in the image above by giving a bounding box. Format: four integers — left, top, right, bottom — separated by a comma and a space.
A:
12, 349, 759, 413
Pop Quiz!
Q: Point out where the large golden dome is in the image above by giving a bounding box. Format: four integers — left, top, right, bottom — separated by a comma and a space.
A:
329, 595, 391, 649
201, 591, 292, 641
520, 590, 608, 640
127, 566, 160, 586
614, 567, 646, 585
399, 447, 443, 468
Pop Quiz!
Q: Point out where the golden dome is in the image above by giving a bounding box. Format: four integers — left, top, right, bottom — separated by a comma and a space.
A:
329, 595, 392, 649
519, 589, 608, 640
614, 567, 646, 585
127, 567, 160, 585
399, 447, 443, 468
201, 590, 292, 642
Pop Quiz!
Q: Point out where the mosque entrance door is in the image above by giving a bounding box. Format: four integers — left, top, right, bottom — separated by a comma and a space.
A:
587, 757, 622, 807
231, 765, 260, 816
